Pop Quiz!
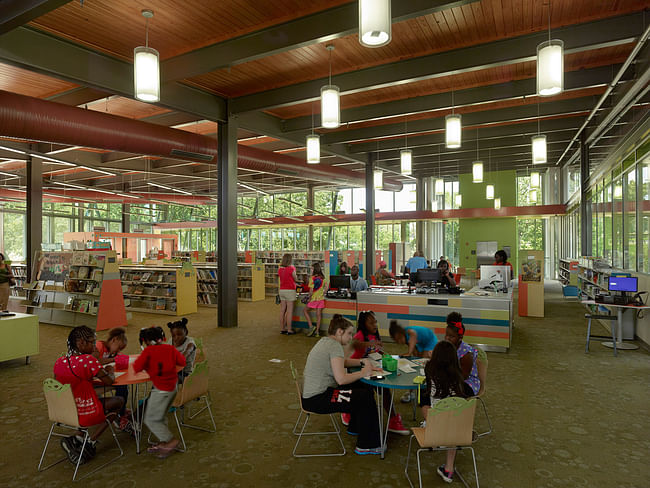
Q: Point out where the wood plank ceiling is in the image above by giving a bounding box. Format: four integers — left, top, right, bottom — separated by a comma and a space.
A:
0, 0, 646, 203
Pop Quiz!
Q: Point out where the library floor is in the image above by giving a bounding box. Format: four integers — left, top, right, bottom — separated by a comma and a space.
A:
1, 283, 649, 488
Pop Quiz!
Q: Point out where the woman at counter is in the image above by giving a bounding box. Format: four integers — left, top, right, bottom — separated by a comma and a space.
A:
494, 250, 514, 279
437, 260, 456, 288
278, 253, 298, 335
374, 260, 394, 286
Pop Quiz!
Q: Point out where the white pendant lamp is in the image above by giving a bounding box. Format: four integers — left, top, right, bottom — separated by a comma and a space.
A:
374, 169, 383, 189
435, 178, 444, 196
472, 161, 483, 183
531, 171, 540, 188
446, 114, 462, 149
486, 184, 495, 200
494, 197, 501, 210
134, 10, 160, 102
400, 149, 412, 175
321, 45, 340, 129
537, 40, 564, 96
455, 193, 462, 207
306, 134, 320, 164
532, 135, 547, 164
359, 0, 391, 48
530, 188, 538, 204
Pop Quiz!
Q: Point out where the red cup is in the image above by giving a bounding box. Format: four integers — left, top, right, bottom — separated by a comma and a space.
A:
114, 354, 129, 370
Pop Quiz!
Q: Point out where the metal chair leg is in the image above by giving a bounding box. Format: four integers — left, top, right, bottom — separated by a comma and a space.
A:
404, 435, 416, 488
292, 411, 345, 457
475, 397, 492, 438
585, 317, 592, 352
37, 423, 67, 472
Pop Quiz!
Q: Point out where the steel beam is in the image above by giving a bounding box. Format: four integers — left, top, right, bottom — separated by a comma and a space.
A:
46, 86, 109, 106
231, 13, 643, 113
365, 153, 375, 281
0, 26, 227, 121
283, 66, 619, 132
162, 1, 479, 82
218, 112, 238, 328
0, 0, 70, 35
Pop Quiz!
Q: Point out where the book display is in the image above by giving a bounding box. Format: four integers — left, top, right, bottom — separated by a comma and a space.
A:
23, 250, 126, 330
119, 263, 197, 315
248, 251, 325, 296
194, 263, 265, 305
9, 263, 27, 298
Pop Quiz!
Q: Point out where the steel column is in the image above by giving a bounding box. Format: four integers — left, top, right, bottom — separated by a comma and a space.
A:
217, 114, 238, 328
580, 132, 592, 256
365, 153, 376, 280
26, 153, 42, 280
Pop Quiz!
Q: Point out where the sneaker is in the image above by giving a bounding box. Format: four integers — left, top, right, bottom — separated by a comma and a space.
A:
400, 392, 413, 403
306, 327, 317, 337
75, 435, 96, 462
388, 413, 410, 435
354, 446, 382, 456
341, 413, 351, 426
437, 465, 454, 483
419, 420, 426, 428
118, 415, 135, 436
60, 436, 83, 465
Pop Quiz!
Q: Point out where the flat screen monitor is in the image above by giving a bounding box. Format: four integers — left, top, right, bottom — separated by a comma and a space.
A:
416, 269, 441, 283
608, 276, 637, 293
479, 265, 511, 289
330, 274, 351, 290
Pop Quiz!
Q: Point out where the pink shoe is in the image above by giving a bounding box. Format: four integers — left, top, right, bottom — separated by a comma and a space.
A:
341, 413, 351, 426
388, 413, 410, 435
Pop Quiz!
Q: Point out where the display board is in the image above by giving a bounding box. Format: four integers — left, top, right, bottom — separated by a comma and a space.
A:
34, 251, 72, 282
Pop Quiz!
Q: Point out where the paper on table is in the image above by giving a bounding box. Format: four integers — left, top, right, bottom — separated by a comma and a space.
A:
368, 352, 382, 361
363, 369, 390, 379
114, 372, 125, 378
398, 358, 417, 372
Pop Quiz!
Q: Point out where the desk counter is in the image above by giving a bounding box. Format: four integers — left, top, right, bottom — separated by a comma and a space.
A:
0, 312, 39, 364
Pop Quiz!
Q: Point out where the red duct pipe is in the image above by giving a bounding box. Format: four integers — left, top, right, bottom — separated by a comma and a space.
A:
0, 90, 402, 192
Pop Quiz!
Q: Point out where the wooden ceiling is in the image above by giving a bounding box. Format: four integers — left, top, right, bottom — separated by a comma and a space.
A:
0, 0, 646, 203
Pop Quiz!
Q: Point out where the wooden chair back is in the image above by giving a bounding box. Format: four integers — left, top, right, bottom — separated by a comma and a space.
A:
172, 361, 209, 408
43, 378, 80, 427
290, 361, 308, 413
423, 397, 477, 447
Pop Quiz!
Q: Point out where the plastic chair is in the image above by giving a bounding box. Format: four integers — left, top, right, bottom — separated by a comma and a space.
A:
37, 378, 123, 481
473, 346, 492, 438
290, 361, 346, 457
405, 397, 480, 488
170, 361, 216, 452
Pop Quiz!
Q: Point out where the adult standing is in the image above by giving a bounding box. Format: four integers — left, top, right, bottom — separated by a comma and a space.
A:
0, 253, 14, 310
349, 265, 368, 292
302, 314, 382, 455
405, 251, 428, 274
278, 253, 298, 335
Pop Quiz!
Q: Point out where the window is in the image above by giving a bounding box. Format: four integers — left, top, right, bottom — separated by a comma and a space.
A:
394, 183, 416, 211
517, 175, 543, 206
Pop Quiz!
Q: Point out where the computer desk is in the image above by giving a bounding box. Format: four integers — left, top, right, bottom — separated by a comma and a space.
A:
581, 300, 650, 350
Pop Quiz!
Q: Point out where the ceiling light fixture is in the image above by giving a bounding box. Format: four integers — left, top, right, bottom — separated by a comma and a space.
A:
374, 169, 383, 189
472, 128, 483, 183
494, 197, 501, 210
400, 116, 412, 175
530, 188, 538, 204
485, 148, 494, 199
359, 0, 391, 48
147, 182, 192, 195
532, 135, 547, 164
134, 9, 160, 102
306, 102, 320, 164
321, 45, 340, 129
455, 193, 462, 207
537, 3, 563, 96
531, 171, 541, 188
435, 144, 444, 196
446, 91, 461, 148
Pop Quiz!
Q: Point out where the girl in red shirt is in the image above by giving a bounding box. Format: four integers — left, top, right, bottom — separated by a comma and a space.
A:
134, 326, 186, 458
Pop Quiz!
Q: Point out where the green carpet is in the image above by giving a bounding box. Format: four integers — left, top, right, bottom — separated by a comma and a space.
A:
1, 282, 648, 487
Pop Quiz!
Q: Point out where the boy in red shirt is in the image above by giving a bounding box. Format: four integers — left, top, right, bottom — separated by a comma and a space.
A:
134, 326, 186, 458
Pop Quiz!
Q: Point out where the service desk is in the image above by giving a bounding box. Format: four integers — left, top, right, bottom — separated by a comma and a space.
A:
292, 287, 513, 351
0, 312, 39, 364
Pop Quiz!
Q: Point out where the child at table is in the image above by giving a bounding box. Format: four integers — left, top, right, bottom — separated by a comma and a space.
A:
304, 262, 328, 337
167, 317, 196, 383
93, 328, 130, 427
134, 326, 186, 459
54, 326, 124, 465
344, 311, 409, 435
444, 312, 480, 397
420, 340, 469, 484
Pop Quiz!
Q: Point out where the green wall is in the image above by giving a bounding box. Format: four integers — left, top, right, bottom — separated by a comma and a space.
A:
458, 217, 518, 272
459, 170, 517, 208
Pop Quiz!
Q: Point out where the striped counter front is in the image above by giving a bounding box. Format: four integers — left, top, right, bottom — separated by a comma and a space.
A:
292, 296, 357, 333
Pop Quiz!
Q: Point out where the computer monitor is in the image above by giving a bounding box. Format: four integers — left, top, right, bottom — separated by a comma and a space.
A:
479, 265, 511, 289
416, 269, 441, 284
330, 274, 351, 290
608, 276, 637, 293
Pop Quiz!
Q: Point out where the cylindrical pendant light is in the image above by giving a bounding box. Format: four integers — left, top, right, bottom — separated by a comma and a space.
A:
373, 169, 383, 189
434, 178, 444, 196
530, 188, 538, 204
486, 184, 494, 200
400, 149, 412, 175
532, 135, 547, 164
531, 171, 540, 188
537, 39, 564, 96
455, 194, 462, 207
134, 10, 159, 103
494, 197, 501, 210
445, 114, 462, 148
359, 0, 391, 48
320, 85, 340, 129
306, 134, 320, 164
472, 161, 483, 183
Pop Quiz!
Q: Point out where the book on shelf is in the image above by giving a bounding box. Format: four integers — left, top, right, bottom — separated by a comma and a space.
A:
35, 281, 45, 290
94, 254, 106, 268
165, 288, 174, 297
85, 281, 96, 294
77, 267, 90, 279
78, 300, 90, 313
134, 285, 144, 295
141, 272, 152, 282
155, 298, 166, 310
157, 273, 164, 282
71, 253, 84, 266
91, 269, 103, 281
123, 298, 131, 307
169, 301, 177, 312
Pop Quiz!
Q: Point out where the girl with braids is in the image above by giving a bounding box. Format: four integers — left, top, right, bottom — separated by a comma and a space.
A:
166, 317, 196, 383
53, 326, 124, 465
421, 340, 468, 484
343, 311, 409, 435
134, 326, 185, 458
444, 311, 481, 397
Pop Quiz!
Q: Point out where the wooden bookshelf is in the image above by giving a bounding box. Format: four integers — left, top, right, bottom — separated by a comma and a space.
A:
558, 258, 578, 286
246, 251, 325, 296
119, 263, 197, 315
24, 250, 127, 330
194, 262, 265, 305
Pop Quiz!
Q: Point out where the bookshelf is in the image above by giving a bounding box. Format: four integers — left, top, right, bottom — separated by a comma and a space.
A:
23, 250, 127, 330
248, 251, 326, 296
558, 258, 578, 286
9, 263, 27, 298
194, 263, 265, 305
119, 263, 197, 315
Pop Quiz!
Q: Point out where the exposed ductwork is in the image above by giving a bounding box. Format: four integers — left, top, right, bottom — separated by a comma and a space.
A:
0, 90, 402, 192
